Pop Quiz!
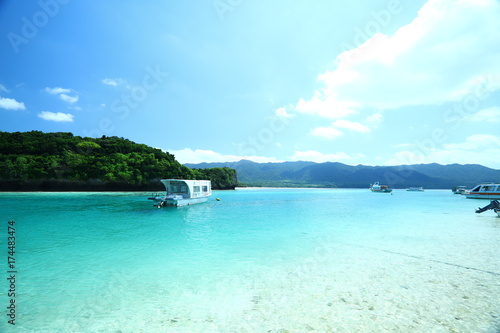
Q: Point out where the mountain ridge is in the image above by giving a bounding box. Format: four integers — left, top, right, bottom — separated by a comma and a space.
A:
185, 160, 500, 189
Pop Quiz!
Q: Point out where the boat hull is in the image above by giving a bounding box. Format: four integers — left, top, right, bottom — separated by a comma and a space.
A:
370, 189, 392, 193
465, 193, 500, 200
149, 196, 209, 207
406, 187, 424, 192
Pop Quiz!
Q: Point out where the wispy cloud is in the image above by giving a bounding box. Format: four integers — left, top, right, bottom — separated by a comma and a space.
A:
45, 87, 71, 95
465, 106, 500, 123
332, 119, 370, 133
443, 134, 500, 151
0, 84, 9, 93
311, 119, 372, 140
59, 93, 79, 104
38, 111, 74, 122
311, 127, 344, 140
166, 148, 281, 164
0, 97, 26, 110
45, 86, 79, 105
102, 78, 125, 86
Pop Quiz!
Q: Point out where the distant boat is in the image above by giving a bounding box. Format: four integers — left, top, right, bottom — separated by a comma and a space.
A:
148, 179, 212, 207
406, 187, 424, 192
452, 186, 468, 194
465, 183, 500, 199
475, 200, 500, 217
370, 182, 392, 193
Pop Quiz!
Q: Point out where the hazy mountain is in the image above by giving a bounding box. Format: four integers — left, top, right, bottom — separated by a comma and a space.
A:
185, 160, 500, 189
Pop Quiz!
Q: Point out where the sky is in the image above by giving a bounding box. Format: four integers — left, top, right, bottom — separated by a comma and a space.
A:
1, 0, 500, 168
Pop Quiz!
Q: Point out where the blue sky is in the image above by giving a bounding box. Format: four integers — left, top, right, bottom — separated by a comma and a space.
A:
1, 0, 499, 168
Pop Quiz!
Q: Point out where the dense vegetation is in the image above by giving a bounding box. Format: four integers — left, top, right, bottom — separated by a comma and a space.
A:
0, 131, 237, 191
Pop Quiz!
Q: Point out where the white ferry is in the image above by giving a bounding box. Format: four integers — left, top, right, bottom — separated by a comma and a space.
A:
406, 187, 424, 192
148, 179, 212, 207
370, 182, 392, 193
465, 183, 500, 200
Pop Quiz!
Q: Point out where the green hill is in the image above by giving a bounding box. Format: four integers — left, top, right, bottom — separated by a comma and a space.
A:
0, 131, 237, 191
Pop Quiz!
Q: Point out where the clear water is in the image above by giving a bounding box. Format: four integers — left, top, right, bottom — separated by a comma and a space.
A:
0, 189, 499, 332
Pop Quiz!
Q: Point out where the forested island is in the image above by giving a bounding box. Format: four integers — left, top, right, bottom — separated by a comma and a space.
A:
0, 131, 238, 191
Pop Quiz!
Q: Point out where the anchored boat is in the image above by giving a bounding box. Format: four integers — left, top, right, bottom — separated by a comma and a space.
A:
148, 179, 212, 207
465, 183, 500, 199
406, 187, 424, 192
475, 200, 500, 217
452, 186, 467, 194
370, 182, 392, 193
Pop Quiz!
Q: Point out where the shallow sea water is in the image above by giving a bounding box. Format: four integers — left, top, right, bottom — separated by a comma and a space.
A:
0, 188, 499, 332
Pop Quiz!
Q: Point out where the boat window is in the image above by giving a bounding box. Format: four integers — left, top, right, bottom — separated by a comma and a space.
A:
193, 186, 201, 193
202, 186, 208, 192
168, 182, 189, 194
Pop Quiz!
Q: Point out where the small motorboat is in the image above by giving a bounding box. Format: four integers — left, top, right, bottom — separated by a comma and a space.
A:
370, 182, 392, 193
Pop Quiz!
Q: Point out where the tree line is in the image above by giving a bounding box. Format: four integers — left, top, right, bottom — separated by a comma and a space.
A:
0, 131, 237, 191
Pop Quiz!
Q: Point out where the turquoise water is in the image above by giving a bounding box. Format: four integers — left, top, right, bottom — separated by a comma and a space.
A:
0, 188, 499, 332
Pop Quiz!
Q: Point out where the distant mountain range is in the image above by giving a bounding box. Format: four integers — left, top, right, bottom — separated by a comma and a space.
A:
185, 160, 500, 189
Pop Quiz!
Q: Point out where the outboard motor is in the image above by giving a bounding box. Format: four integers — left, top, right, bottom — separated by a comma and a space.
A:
475, 200, 500, 213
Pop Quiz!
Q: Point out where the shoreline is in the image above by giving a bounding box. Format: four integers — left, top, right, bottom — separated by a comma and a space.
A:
0, 180, 236, 192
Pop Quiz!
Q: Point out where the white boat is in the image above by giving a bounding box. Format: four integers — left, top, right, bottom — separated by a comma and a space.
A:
406, 187, 424, 192
465, 183, 500, 199
452, 186, 467, 194
370, 182, 392, 193
148, 179, 212, 207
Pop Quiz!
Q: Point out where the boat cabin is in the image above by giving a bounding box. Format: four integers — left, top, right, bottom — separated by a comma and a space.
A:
161, 179, 212, 199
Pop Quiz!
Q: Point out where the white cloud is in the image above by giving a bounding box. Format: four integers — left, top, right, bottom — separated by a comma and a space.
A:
38, 111, 74, 122
289, 0, 500, 117
0, 97, 26, 110
387, 134, 500, 168
102, 78, 125, 86
290, 150, 353, 163
332, 119, 370, 133
294, 91, 358, 119
311, 119, 372, 140
59, 93, 79, 104
443, 134, 500, 150
465, 106, 500, 123
166, 148, 281, 164
45, 87, 71, 95
311, 126, 344, 140
45, 87, 79, 104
